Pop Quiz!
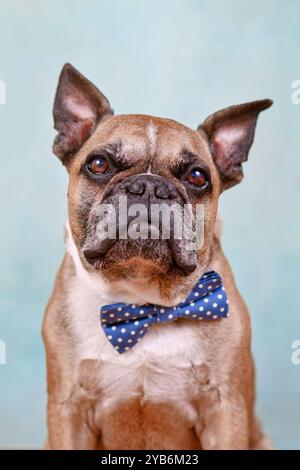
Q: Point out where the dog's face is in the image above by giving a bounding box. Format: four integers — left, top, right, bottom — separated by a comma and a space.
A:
66, 114, 220, 287
53, 64, 272, 301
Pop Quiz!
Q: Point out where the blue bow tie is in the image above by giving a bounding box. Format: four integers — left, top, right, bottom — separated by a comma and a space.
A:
100, 271, 229, 353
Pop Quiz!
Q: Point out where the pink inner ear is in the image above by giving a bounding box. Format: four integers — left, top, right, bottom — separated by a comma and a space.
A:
63, 94, 97, 147
212, 123, 249, 178
213, 124, 246, 154
65, 95, 96, 121
77, 117, 95, 143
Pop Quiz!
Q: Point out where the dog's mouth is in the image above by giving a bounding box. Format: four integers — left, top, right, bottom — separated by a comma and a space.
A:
82, 223, 197, 277
81, 182, 201, 278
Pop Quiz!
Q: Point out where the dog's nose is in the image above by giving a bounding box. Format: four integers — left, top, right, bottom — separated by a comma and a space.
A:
124, 175, 176, 200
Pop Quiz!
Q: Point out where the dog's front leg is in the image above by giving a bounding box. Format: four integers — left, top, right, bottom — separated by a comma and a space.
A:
199, 401, 249, 450
43, 296, 103, 450
192, 365, 249, 450
47, 380, 102, 451
45, 341, 101, 449
195, 390, 249, 450
47, 398, 99, 450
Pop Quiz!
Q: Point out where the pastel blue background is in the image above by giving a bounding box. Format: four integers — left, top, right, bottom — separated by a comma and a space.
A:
0, 0, 299, 449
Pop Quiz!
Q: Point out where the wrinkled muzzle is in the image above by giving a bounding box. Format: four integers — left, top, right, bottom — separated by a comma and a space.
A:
83, 174, 204, 275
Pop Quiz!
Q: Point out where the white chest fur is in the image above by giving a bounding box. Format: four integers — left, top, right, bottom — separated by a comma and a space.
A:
68, 273, 204, 424
67, 228, 205, 424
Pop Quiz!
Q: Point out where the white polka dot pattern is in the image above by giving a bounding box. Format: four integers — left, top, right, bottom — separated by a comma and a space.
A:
100, 270, 229, 353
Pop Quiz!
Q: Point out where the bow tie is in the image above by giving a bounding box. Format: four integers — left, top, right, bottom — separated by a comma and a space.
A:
100, 271, 229, 353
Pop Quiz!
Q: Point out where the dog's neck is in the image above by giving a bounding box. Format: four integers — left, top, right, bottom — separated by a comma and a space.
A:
65, 219, 222, 307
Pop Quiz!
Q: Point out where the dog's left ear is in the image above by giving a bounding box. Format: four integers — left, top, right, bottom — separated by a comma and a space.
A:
53, 63, 113, 163
198, 99, 273, 190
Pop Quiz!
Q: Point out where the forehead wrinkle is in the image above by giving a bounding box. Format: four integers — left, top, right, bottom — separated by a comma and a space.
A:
121, 136, 149, 166
118, 121, 157, 169
90, 122, 151, 167
147, 121, 157, 164
83, 114, 212, 173
175, 148, 210, 170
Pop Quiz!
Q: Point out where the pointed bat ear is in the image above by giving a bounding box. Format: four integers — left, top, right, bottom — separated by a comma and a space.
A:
198, 99, 273, 190
52, 63, 113, 163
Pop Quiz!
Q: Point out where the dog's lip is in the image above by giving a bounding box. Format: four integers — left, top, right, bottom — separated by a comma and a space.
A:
83, 249, 102, 263
83, 239, 116, 263
83, 237, 197, 276
168, 238, 197, 275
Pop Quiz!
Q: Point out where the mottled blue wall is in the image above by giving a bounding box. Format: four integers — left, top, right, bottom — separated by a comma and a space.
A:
0, 0, 299, 449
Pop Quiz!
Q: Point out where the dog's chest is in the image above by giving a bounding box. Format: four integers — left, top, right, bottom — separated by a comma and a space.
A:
69, 278, 208, 425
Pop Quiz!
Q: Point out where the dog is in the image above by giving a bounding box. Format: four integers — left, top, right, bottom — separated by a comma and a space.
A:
42, 63, 273, 450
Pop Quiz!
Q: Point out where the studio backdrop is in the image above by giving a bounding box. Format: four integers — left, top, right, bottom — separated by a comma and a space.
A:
0, 0, 299, 449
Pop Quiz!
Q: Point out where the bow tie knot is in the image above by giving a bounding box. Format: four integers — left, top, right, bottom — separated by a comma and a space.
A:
155, 306, 178, 322
100, 271, 229, 353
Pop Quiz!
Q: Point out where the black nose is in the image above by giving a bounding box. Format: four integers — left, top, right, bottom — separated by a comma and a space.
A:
124, 175, 177, 200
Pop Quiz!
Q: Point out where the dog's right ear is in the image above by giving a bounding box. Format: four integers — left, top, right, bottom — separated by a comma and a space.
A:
53, 63, 113, 164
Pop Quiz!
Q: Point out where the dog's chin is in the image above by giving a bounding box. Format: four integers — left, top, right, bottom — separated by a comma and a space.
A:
83, 238, 197, 281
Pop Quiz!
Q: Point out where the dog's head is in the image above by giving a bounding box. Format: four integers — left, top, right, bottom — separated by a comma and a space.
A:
53, 64, 272, 302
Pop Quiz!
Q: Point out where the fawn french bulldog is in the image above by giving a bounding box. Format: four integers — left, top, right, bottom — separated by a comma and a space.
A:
42, 63, 272, 450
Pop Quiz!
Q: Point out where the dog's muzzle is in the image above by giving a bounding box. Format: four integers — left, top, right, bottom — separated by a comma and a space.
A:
83, 174, 198, 275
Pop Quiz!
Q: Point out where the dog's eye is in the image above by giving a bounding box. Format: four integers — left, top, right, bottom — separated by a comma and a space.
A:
87, 156, 110, 175
187, 168, 208, 188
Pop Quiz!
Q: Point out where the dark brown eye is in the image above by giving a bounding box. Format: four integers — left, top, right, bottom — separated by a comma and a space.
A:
87, 156, 109, 175
187, 168, 208, 188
